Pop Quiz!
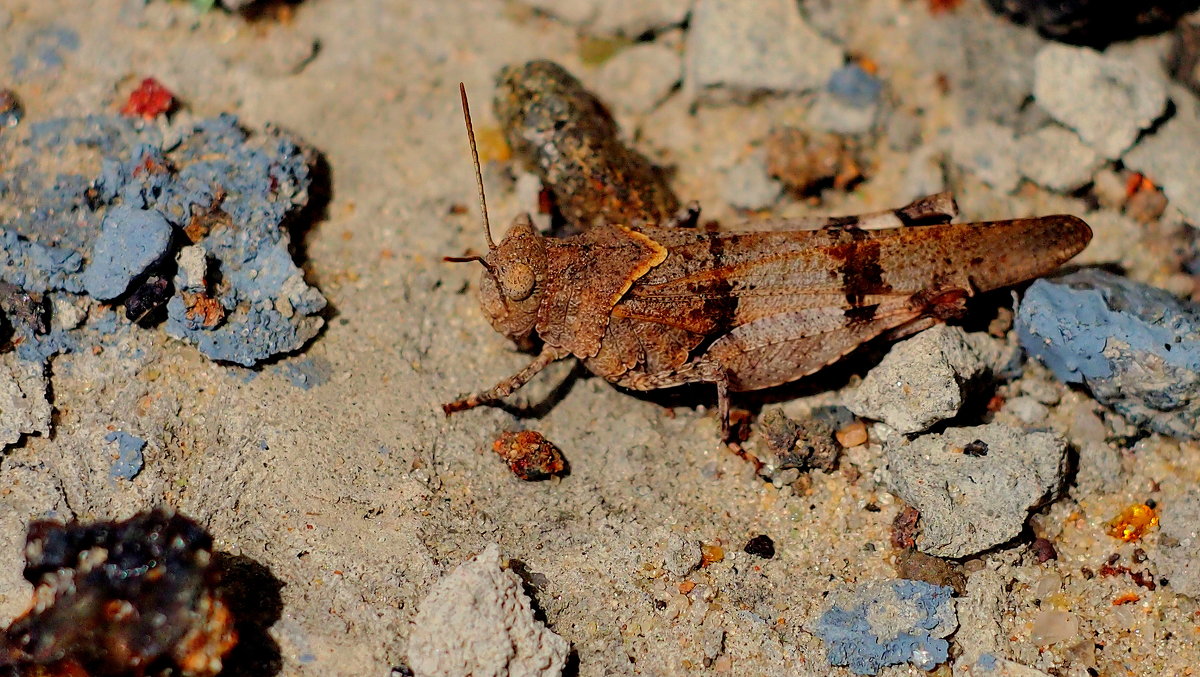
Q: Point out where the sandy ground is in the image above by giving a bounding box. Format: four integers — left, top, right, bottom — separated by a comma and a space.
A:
2, 1, 1200, 675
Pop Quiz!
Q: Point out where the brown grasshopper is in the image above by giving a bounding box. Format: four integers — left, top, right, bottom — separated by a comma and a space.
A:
443, 85, 1093, 439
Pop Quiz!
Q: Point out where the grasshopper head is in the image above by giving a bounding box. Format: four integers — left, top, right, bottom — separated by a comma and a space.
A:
477, 214, 547, 350
450, 85, 549, 350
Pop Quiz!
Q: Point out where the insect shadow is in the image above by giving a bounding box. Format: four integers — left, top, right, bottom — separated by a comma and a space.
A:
213, 552, 285, 677
494, 358, 586, 420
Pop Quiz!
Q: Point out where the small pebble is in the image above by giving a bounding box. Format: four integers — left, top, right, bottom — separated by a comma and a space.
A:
492, 430, 566, 481
1030, 609, 1077, 646
407, 544, 569, 676
826, 64, 882, 108
593, 43, 681, 114
886, 424, 1068, 557
848, 325, 1008, 435
1017, 125, 1102, 192
663, 534, 702, 577
120, 77, 176, 120
1106, 503, 1158, 542
835, 421, 868, 448
949, 121, 1021, 193
82, 206, 174, 301
0, 89, 23, 128
1124, 100, 1200, 224
743, 534, 775, 559
700, 543, 724, 567
1005, 396, 1049, 425
1032, 537, 1058, 563
765, 127, 861, 195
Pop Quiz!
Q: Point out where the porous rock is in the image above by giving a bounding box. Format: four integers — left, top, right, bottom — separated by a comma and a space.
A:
949, 122, 1021, 193
722, 153, 782, 211
0, 114, 325, 366
954, 568, 1006, 667
1016, 125, 1102, 192
1123, 89, 1200, 224
663, 533, 703, 577
81, 205, 172, 301
407, 544, 569, 677
958, 655, 1054, 676
885, 424, 1068, 557
520, 0, 691, 36
810, 579, 957, 675
593, 43, 682, 114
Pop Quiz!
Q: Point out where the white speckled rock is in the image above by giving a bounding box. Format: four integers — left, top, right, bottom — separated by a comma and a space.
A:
407, 544, 570, 677
885, 424, 1068, 558
1033, 44, 1167, 159
1017, 125, 1103, 192
686, 0, 842, 103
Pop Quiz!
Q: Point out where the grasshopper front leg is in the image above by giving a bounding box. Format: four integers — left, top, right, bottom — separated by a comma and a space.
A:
443, 346, 568, 414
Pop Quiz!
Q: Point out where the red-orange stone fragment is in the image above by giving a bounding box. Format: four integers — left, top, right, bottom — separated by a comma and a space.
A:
835, 420, 868, 448
122, 77, 176, 119
1106, 503, 1159, 542
183, 292, 226, 329
492, 430, 566, 481
1112, 592, 1140, 605
700, 543, 725, 568
928, 0, 963, 12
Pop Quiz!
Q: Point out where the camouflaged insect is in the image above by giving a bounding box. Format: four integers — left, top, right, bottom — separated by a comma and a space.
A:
446, 85, 1092, 440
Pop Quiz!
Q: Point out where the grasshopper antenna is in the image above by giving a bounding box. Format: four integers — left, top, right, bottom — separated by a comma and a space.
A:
460, 82, 496, 251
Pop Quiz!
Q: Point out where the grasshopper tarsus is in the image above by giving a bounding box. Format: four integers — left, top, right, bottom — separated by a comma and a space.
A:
442, 398, 478, 415
725, 440, 764, 471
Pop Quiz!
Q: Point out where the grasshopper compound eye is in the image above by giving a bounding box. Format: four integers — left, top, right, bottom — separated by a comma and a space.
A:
500, 262, 535, 301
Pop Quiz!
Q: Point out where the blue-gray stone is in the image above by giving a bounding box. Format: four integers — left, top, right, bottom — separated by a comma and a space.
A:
1017, 269, 1200, 439
82, 205, 172, 301
813, 579, 956, 675
106, 430, 146, 480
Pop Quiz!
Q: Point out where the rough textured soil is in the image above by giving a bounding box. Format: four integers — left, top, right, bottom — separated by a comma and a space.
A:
2, 1, 1199, 676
